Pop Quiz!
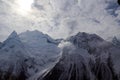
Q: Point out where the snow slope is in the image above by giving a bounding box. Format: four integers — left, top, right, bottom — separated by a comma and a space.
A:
0, 31, 29, 80
0, 30, 61, 80
19, 30, 60, 77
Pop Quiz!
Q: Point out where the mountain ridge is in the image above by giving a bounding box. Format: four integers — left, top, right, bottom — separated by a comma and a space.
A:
0, 30, 120, 80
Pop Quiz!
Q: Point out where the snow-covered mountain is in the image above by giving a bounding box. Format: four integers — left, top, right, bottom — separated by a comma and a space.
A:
0, 30, 61, 80
39, 32, 120, 80
0, 31, 29, 80
19, 30, 60, 77
0, 31, 120, 80
68, 32, 120, 79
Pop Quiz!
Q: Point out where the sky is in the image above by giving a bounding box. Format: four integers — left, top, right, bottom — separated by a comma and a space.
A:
0, 0, 120, 41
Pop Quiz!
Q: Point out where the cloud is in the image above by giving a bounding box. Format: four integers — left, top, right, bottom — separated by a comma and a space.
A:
0, 0, 120, 41
58, 41, 74, 49
48, 0, 120, 39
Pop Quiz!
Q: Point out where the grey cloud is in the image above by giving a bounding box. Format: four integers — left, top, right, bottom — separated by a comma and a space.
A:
106, 0, 119, 16
0, 0, 120, 41
32, 1, 45, 10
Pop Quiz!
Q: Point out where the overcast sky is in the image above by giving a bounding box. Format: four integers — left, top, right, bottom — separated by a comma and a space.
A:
0, 0, 120, 41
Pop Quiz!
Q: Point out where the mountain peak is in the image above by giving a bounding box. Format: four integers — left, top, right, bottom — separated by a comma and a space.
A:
69, 32, 104, 43
3, 31, 21, 46
76, 32, 103, 41
26, 30, 44, 35
8, 31, 19, 39
68, 32, 105, 50
19, 30, 46, 39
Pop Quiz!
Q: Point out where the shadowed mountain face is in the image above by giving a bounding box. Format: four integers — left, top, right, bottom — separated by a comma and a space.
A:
40, 48, 92, 80
69, 32, 120, 74
40, 49, 118, 80
39, 32, 120, 80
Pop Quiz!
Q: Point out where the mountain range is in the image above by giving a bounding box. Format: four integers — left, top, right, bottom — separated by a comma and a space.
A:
0, 30, 120, 80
